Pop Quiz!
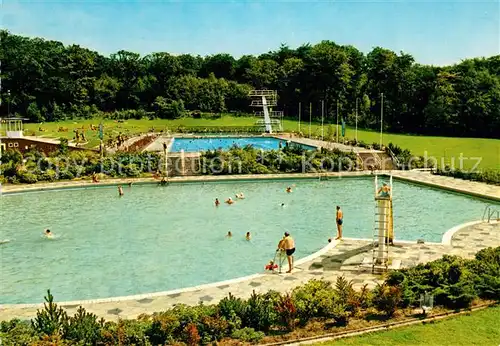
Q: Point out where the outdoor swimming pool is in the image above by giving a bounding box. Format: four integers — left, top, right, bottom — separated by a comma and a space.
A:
0, 178, 495, 304
170, 137, 316, 152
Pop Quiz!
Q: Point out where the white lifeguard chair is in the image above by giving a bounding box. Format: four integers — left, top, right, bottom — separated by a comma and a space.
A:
372, 175, 394, 272
360, 175, 397, 273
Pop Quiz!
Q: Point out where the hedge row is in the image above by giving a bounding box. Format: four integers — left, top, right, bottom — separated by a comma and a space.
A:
2, 247, 499, 345
433, 168, 500, 185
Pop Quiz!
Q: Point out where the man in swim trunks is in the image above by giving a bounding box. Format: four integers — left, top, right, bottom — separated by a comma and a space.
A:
335, 206, 343, 240
282, 232, 295, 273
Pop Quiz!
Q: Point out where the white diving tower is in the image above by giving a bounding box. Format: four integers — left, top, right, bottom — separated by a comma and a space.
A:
249, 90, 282, 133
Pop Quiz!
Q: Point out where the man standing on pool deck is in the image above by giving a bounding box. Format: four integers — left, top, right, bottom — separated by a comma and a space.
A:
335, 206, 343, 240
283, 232, 295, 273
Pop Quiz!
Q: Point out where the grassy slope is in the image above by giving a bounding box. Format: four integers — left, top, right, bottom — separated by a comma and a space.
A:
321, 306, 500, 346
11, 116, 500, 170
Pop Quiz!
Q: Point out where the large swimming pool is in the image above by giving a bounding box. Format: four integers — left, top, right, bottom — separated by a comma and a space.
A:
170, 137, 316, 152
0, 178, 495, 304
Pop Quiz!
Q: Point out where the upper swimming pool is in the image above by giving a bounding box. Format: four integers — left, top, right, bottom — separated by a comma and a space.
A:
0, 178, 496, 304
170, 137, 316, 152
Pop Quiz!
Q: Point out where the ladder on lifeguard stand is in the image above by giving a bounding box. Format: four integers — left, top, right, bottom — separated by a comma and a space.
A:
372, 175, 394, 273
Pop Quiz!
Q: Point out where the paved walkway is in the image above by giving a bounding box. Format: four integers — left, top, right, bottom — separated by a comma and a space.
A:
275, 135, 382, 154
1, 171, 499, 322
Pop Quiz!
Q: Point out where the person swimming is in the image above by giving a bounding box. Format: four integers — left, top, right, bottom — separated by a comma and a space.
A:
118, 185, 124, 197
236, 192, 245, 199
215, 198, 221, 206
286, 186, 292, 193
226, 197, 234, 205
227, 231, 232, 237
246, 232, 251, 240
44, 229, 53, 238
281, 203, 286, 207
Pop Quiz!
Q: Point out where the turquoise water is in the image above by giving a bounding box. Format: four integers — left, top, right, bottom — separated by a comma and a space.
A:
0, 178, 495, 304
170, 137, 316, 152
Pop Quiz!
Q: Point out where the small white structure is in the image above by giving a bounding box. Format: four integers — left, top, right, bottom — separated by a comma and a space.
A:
1, 117, 26, 138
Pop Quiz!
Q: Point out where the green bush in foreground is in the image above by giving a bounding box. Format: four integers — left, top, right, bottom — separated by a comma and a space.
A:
1, 248, 499, 345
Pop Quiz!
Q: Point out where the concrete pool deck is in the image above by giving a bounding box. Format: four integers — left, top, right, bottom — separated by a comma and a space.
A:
1, 171, 499, 321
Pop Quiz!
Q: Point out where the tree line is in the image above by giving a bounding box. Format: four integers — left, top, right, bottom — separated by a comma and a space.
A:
1, 30, 499, 138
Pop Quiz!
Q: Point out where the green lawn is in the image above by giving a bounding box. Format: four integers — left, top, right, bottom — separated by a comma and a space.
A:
7, 116, 499, 170
320, 306, 500, 346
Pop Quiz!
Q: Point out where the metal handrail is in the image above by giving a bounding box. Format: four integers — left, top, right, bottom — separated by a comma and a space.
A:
482, 205, 500, 222
386, 147, 402, 169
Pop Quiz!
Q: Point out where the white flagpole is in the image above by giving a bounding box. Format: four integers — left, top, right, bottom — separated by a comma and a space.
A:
309, 102, 312, 138
336, 100, 339, 143
298, 102, 301, 133
355, 97, 358, 143
380, 93, 384, 148
321, 100, 324, 141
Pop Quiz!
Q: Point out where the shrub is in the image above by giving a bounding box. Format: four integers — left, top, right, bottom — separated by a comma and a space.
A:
217, 292, 246, 331
292, 280, 336, 325
18, 171, 38, 184
145, 311, 180, 345
470, 247, 500, 300
62, 306, 103, 345
372, 283, 402, 317
242, 291, 279, 332
275, 293, 297, 331
101, 319, 150, 346
183, 323, 200, 346
230, 327, 265, 343
40, 169, 57, 182
392, 255, 478, 309
198, 315, 230, 342
32, 290, 68, 336
0, 319, 38, 346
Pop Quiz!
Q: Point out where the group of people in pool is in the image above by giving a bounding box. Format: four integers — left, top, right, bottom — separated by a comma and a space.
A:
215, 186, 293, 207
225, 231, 252, 240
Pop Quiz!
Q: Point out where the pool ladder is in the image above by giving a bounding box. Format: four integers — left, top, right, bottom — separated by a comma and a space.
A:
482, 205, 500, 222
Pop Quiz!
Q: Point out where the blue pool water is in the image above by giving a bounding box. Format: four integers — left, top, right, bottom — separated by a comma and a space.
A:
0, 178, 496, 304
170, 137, 316, 152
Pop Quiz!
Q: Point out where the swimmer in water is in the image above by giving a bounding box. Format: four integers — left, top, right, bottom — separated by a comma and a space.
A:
227, 231, 232, 238
44, 229, 53, 238
118, 185, 124, 197
236, 192, 245, 199
215, 198, 220, 206
281, 203, 286, 207
226, 197, 234, 205
286, 186, 292, 193
246, 232, 251, 240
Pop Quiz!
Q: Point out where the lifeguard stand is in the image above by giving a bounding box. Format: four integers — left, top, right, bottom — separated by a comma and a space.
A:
371, 175, 394, 273
249, 90, 283, 133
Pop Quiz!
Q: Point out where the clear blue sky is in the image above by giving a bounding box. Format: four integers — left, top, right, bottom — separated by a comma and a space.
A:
2, 0, 499, 66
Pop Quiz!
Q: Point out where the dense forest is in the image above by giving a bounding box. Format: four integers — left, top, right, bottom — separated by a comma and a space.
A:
1, 30, 499, 138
